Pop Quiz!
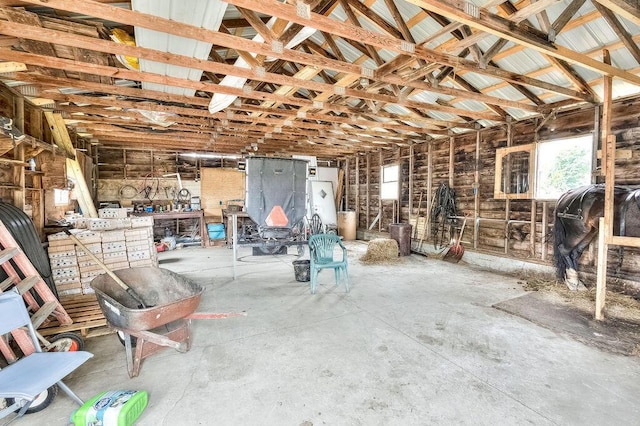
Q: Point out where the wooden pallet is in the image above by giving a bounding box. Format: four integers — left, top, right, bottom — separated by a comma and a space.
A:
39, 294, 112, 338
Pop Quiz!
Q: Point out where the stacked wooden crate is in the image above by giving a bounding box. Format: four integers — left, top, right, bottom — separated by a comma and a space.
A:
47, 216, 156, 297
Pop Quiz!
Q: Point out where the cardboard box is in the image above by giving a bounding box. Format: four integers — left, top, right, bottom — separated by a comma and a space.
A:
75, 231, 102, 244
105, 261, 130, 271
80, 269, 103, 280
53, 276, 80, 286
131, 216, 154, 228
103, 250, 127, 260
125, 227, 152, 240
52, 266, 79, 279
58, 288, 82, 297
129, 259, 153, 268
48, 249, 77, 259
126, 240, 151, 251
50, 256, 77, 268
75, 243, 102, 257
103, 241, 127, 253
127, 250, 151, 261
102, 230, 126, 243
99, 208, 129, 219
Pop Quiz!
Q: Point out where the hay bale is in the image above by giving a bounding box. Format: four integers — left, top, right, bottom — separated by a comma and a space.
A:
360, 238, 399, 264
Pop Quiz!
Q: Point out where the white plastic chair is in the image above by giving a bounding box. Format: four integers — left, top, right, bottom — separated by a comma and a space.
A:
0, 290, 93, 421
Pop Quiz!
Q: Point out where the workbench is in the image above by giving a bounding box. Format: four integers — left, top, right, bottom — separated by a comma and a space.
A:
133, 210, 206, 247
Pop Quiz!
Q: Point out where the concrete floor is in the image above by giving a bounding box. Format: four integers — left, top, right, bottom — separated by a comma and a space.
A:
17, 241, 640, 425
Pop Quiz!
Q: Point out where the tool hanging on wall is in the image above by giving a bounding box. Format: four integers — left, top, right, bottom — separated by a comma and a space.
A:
413, 192, 423, 239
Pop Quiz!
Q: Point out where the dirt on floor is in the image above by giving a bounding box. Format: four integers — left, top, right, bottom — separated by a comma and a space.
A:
518, 272, 640, 324
511, 272, 640, 356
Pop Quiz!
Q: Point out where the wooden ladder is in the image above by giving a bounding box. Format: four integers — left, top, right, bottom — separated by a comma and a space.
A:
0, 220, 72, 362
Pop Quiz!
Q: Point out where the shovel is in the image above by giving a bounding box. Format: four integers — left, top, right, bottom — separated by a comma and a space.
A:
63, 230, 150, 308
442, 217, 467, 263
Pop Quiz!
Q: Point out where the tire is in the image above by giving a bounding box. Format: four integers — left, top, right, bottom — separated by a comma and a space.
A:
6, 385, 58, 415
116, 330, 137, 348
47, 332, 84, 352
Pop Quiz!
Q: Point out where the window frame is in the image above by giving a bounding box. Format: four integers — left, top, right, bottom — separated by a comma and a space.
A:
534, 134, 594, 201
493, 144, 536, 200
53, 188, 70, 206
493, 134, 594, 201
380, 163, 399, 201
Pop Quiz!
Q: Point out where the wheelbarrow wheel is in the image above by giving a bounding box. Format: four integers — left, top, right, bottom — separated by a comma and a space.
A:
116, 330, 137, 348
6, 385, 58, 414
47, 332, 84, 352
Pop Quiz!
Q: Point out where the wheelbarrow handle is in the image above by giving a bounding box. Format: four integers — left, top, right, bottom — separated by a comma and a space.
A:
63, 229, 148, 308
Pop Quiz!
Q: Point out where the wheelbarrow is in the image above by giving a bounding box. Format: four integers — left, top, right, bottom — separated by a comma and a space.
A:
91, 267, 204, 378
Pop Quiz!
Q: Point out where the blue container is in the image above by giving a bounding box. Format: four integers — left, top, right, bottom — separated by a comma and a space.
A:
207, 223, 225, 240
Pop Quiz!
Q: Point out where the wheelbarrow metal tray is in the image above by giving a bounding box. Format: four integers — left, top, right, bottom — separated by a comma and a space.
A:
91, 267, 204, 332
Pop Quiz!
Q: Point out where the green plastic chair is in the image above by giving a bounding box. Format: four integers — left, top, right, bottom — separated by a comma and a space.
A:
308, 234, 349, 294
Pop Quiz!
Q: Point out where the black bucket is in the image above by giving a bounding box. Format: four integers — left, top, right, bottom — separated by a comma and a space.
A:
292, 259, 310, 282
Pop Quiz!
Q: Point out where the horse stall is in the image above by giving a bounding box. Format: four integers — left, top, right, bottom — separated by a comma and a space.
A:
343, 94, 640, 306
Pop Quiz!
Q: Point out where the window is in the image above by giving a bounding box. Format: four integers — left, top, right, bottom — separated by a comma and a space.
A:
494, 145, 535, 199
54, 189, 70, 206
535, 135, 593, 199
494, 135, 593, 200
380, 164, 399, 200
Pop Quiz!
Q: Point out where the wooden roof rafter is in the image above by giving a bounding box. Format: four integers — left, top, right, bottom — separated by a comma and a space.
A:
0, 0, 637, 158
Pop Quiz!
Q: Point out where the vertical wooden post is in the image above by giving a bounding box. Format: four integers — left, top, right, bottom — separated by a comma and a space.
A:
13, 96, 25, 210
474, 131, 480, 249
448, 135, 454, 189
355, 155, 359, 227
425, 141, 433, 246
592, 106, 601, 180
123, 149, 128, 180
595, 217, 608, 320
344, 157, 350, 211
530, 199, 537, 258
541, 201, 548, 261
595, 49, 614, 320
366, 153, 370, 229
408, 143, 414, 226
504, 122, 512, 255
396, 147, 401, 222
378, 151, 382, 232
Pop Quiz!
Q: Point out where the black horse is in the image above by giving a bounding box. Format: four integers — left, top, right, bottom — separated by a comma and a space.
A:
553, 184, 640, 290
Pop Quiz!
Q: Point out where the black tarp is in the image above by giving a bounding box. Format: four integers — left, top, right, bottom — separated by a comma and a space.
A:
245, 157, 307, 229
0, 202, 57, 299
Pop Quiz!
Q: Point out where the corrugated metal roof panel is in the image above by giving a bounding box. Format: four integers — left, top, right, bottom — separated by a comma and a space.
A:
410, 90, 439, 104
133, 0, 227, 96
610, 48, 640, 70
493, 49, 550, 74
426, 110, 459, 122
502, 108, 533, 120
556, 25, 610, 52
454, 98, 494, 112
456, 72, 504, 91
485, 86, 530, 104
533, 70, 572, 88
